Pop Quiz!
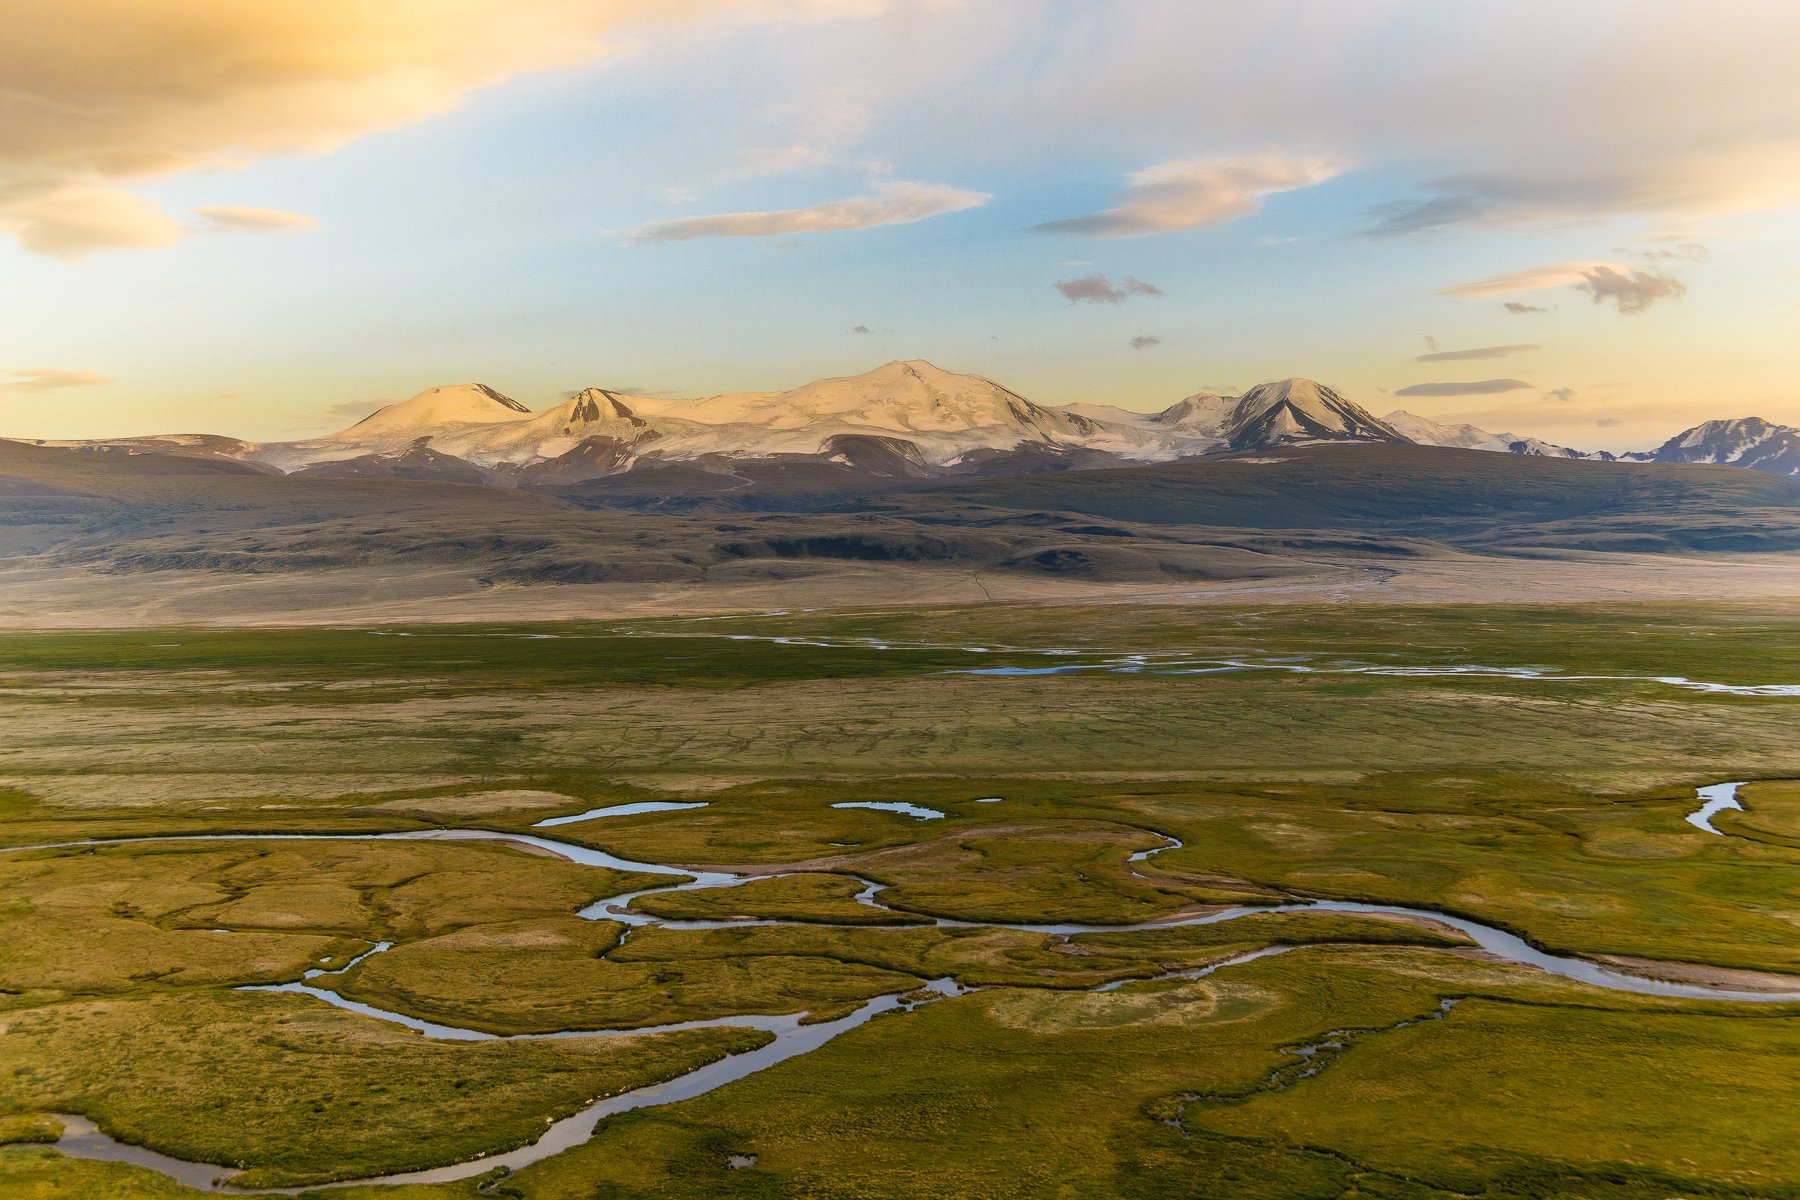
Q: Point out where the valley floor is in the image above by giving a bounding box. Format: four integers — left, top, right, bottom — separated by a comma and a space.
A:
4, 548, 1800, 627
1, 602, 1798, 1198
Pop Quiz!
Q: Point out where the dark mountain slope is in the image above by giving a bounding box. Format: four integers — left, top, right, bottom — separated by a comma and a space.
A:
863, 444, 1800, 553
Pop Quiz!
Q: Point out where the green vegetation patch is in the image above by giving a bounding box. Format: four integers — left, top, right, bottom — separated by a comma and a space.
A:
0, 989, 767, 1188
338, 915, 922, 1034
631, 873, 934, 925
1186, 994, 1800, 1195
495, 946, 1781, 1200
0, 840, 658, 1003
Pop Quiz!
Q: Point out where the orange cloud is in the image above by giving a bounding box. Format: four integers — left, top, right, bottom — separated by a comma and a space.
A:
0, 0, 896, 260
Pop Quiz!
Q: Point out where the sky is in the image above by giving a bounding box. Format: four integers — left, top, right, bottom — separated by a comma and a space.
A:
3, 0, 1798, 451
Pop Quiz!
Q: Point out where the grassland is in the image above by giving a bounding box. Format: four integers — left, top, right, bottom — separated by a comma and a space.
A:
1, 602, 1797, 1198
430, 947, 1800, 1200
0, 990, 767, 1187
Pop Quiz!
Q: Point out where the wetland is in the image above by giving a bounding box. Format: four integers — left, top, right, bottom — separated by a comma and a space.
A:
3, 601, 1799, 1198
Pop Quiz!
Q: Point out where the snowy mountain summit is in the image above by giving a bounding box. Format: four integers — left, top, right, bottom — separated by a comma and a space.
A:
241, 365, 1418, 480
1225, 379, 1406, 449
1629, 417, 1800, 475
35, 362, 1800, 484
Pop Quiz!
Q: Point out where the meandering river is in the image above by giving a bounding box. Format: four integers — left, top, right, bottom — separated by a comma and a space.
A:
11, 780, 1795, 1192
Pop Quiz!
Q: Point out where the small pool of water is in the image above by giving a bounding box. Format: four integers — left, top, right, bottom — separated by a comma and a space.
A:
1686, 782, 1746, 835
831, 801, 946, 820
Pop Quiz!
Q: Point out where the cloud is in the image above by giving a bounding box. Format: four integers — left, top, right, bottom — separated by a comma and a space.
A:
1545, 387, 1577, 402
850, 324, 873, 334
1629, 242, 1709, 264
193, 206, 317, 236
1055, 274, 1162, 304
1033, 156, 1343, 237
1503, 302, 1548, 314
1438, 261, 1624, 300
0, 0, 898, 260
1129, 335, 1161, 350
1576, 265, 1686, 314
732, 145, 839, 178
1359, 144, 1800, 236
625, 181, 988, 241
1415, 344, 1539, 362
1596, 418, 1623, 429
1, 190, 183, 261
1394, 379, 1532, 397
2, 368, 112, 393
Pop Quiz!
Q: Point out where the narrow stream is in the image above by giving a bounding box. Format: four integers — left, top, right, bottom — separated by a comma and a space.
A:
12, 779, 1796, 1192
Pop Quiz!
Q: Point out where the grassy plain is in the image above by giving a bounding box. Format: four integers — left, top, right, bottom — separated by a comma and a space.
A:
0, 990, 766, 1187
1, 602, 1797, 1198
452, 947, 1800, 1200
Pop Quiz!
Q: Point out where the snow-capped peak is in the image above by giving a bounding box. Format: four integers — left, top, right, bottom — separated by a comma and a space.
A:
1152, 392, 1235, 436
669, 360, 1089, 440
1225, 378, 1407, 449
1636, 416, 1800, 475
345, 384, 530, 437
1382, 410, 1521, 453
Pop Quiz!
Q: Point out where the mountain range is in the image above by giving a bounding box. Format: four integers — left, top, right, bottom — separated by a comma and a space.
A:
20, 362, 1800, 510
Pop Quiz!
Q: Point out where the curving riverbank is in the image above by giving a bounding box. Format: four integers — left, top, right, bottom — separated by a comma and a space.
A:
13, 779, 1799, 1192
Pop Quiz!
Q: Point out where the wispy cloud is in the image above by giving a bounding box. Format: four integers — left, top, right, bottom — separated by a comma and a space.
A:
626, 181, 989, 242
1055, 274, 1162, 304
193, 206, 317, 236
1503, 302, 1548, 314
1129, 335, 1161, 350
1439, 261, 1623, 299
1415, 344, 1539, 362
1394, 379, 1532, 397
1629, 242, 1709, 264
1033, 156, 1343, 237
2, 368, 113, 393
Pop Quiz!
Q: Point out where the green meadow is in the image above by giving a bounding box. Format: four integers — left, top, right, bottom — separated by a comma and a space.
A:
2, 602, 1797, 1197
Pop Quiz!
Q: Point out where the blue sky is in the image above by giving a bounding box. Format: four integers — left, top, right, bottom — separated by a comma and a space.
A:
3, 0, 1797, 449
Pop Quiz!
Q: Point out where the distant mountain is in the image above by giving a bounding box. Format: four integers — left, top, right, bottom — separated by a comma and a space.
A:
29, 363, 1800, 493
1224, 379, 1405, 449
1385, 410, 1613, 463
1385, 408, 1800, 475
1625, 417, 1800, 476
1381, 411, 1520, 454
58, 364, 1408, 487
